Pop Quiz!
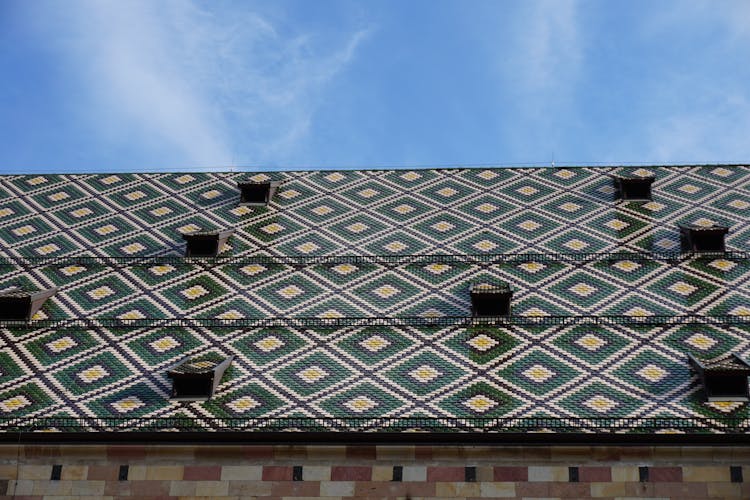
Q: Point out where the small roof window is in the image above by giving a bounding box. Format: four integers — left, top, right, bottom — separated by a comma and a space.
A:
470, 281, 513, 317
182, 229, 235, 257
167, 355, 234, 401
237, 180, 281, 206
612, 175, 654, 201
612, 175, 655, 201
679, 223, 729, 253
689, 353, 750, 402
0, 286, 57, 322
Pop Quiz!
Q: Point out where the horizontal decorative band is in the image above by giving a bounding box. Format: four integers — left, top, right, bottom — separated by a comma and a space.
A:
2, 314, 749, 329
1, 416, 748, 434
0, 251, 745, 268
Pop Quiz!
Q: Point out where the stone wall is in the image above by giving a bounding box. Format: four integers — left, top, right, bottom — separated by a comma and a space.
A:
1, 444, 748, 499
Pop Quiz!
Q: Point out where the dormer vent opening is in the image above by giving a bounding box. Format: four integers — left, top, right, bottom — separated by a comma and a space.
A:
182, 229, 235, 257
470, 282, 513, 317
237, 180, 281, 206
167, 355, 234, 401
679, 224, 729, 253
689, 353, 750, 402
0, 286, 57, 322
613, 175, 654, 201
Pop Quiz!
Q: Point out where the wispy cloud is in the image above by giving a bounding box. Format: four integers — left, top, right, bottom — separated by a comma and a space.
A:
490, 0, 582, 160
636, 1, 750, 163
37, 0, 370, 168
514, 0, 581, 93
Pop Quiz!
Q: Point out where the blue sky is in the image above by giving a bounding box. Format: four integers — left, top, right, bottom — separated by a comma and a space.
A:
1, 0, 749, 173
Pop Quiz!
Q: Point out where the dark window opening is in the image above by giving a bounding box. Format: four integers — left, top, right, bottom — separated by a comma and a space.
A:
0, 287, 57, 322
182, 229, 235, 257
689, 353, 750, 402
639, 466, 649, 482
614, 175, 654, 201
171, 378, 213, 399
568, 467, 579, 482
51, 465, 62, 481
293, 466, 303, 481
238, 180, 281, 206
731, 466, 743, 483
470, 282, 512, 317
392, 466, 403, 482
679, 224, 729, 253
167, 355, 234, 401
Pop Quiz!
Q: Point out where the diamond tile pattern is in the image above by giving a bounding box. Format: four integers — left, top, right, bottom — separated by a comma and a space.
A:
2, 166, 750, 430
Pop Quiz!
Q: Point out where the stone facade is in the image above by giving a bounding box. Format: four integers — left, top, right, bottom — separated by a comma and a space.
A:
1, 444, 748, 499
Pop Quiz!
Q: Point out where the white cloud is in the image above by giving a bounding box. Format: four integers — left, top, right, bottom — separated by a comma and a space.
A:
645, 90, 750, 163
515, 0, 581, 92
44, 0, 370, 168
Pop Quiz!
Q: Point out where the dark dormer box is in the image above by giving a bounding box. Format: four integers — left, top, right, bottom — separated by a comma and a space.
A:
613, 174, 655, 201
470, 282, 513, 317
237, 180, 281, 206
167, 355, 234, 401
689, 353, 750, 402
182, 229, 235, 257
0, 286, 57, 322
679, 224, 729, 253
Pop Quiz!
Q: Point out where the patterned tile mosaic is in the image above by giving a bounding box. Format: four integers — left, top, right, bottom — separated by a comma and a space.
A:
1, 165, 749, 431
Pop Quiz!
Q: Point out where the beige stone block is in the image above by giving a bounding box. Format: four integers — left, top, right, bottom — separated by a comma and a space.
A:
550, 446, 593, 462
480, 446, 523, 461
221, 465, 263, 480
371, 465, 393, 481
146, 465, 183, 480
590, 481, 627, 497
144, 444, 194, 463
476, 465, 493, 482
18, 464, 51, 480
320, 480, 355, 497
303, 465, 331, 481
227, 479, 272, 496
731, 446, 750, 462
431, 445, 465, 461
70, 479, 105, 496
8, 479, 33, 495
274, 445, 307, 460
479, 481, 515, 497
60, 445, 107, 463
652, 446, 683, 463
127, 465, 147, 480
0, 464, 17, 479
403, 465, 427, 482
169, 480, 197, 496
0, 445, 19, 462
436, 481, 480, 497
611, 465, 640, 482
681, 446, 719, 463
194, 479, 229, 496
528, 465, 568, 481
591, 446, 622, 462
707, 481, 743, 498
464, 446, 508, 462
32, 479, 73, 495
307, 445, 347, 461
683, 465, 730, 482
60, 465, 87, 480
376, 445, 414, 461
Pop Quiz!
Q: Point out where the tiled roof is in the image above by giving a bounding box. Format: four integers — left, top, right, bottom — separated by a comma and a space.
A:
1, 165, 749, 434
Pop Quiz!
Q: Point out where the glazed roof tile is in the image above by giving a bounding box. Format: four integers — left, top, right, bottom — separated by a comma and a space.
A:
1, 165, 750, 434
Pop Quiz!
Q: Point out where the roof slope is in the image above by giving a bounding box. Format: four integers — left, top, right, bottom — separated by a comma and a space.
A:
0, 165, 749, 434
